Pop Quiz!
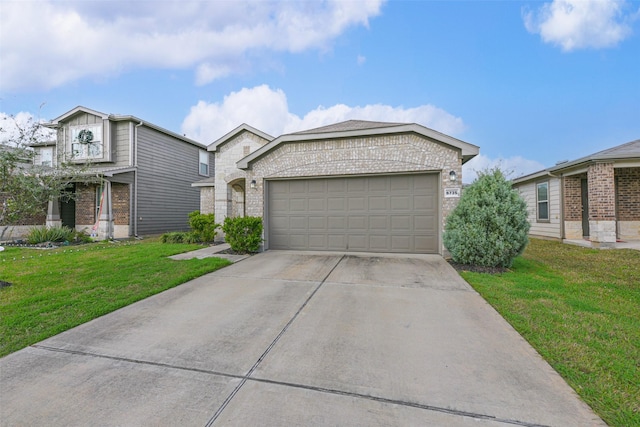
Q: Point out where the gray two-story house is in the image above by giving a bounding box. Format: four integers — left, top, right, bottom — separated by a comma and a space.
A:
32, 106, 211, 239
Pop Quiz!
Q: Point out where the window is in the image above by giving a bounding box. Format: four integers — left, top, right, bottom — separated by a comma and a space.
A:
40, 147, 53, 167
199, 150, 209, 176
70, 125, 102, 159
537, 182, 549, 221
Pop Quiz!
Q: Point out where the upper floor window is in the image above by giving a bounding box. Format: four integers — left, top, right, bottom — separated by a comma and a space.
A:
39, 147, 53, 167
199, 149, 209, 176
536, 181, 549, 221
71, 125, 102, 159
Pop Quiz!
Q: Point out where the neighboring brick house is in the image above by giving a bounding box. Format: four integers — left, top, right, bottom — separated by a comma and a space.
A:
13, 106, 212, 240
512, 140, 640, 247
193, 120, 479, 254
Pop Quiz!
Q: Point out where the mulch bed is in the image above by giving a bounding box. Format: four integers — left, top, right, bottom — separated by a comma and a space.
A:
447, 260, 508, 274
215, 247, 257, 256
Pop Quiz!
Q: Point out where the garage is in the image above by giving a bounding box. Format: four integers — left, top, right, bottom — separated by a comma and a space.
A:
267, 174, 439, 253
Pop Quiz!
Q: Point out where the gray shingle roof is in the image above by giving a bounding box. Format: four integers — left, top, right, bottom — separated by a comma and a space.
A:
290, 120, 406, 135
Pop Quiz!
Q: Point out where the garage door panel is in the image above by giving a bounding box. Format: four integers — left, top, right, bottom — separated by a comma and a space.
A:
391, 215, 411, 231
390, 195, 411, 210
327, 197, 345, 211
289, 216, 307, 230
369, 196, 388, 211
268, 174, 439, 253
308, 235, 326, 249
327, 234, 347, 250
348, 216, 368, 230
348, 197, 366, 211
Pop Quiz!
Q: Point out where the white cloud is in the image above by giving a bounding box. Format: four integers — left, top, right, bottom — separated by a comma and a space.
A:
181, 85, 466, 144
0, 1, 384, 91
0, 112, 55, 146
523, 0, 637, 51
462, 154, 546, 184
357, 55, 367, 65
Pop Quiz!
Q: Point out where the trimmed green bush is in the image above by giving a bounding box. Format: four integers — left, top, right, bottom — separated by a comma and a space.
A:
26, 225, 75, 244
222, 216, 263, 253
188, 210, 219, 242
160, 231, 197, 244
443, 168, 530, 268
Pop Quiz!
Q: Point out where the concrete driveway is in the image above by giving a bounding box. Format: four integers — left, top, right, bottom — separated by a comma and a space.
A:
0, 251, 604, 426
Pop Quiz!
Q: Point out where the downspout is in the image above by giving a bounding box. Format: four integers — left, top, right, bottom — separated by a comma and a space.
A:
134, 121, 143, 237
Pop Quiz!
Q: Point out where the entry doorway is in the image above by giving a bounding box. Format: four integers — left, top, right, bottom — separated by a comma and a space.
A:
581, 179, 589, 238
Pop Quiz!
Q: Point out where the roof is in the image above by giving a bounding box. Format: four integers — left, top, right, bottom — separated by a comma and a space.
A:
44, 106, 206, 148
513, 139, 640, 184
191, 176, 216, 187
208, 123, 274, 152
290, 120, 406, 135
237, 120, 479, 169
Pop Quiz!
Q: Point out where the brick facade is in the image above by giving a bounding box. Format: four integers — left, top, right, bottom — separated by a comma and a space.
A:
244, 134, 462, 247
112, 183, 130, 226
76, 184, 96, 225
563, 176, 582, 221
615, 168, 640, 221
587, 163, 616, 221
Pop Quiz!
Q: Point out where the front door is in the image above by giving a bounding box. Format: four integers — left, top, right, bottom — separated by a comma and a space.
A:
581, 179, 589, 238
60, 184, 76, 229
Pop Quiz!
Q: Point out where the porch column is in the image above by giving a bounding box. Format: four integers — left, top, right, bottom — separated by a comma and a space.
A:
98, 181, 113, 240
46, 199, 62, 228
587, 162, 616, 247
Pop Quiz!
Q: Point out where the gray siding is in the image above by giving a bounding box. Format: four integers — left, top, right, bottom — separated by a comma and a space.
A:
516, 178, 562, 239
135, 126, 202, 235
113, 121, 131, 167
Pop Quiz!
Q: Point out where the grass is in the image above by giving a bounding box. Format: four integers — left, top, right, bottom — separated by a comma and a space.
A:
0, 239, 231, 357
460, 239, 640, 427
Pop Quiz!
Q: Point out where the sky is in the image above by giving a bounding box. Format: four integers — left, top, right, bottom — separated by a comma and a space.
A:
1, 0, 639, 182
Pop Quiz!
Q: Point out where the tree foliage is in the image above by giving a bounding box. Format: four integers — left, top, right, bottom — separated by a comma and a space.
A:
0, 113, 87, 240
443, 168, 530, 268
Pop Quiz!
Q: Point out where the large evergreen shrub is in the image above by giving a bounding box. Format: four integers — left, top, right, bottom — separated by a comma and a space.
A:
222, 216, 263, 253
443, 168, 530, 268
188, 210, 219, 242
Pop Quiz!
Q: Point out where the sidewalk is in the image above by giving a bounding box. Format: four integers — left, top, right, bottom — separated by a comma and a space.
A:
169, 243, 250, 263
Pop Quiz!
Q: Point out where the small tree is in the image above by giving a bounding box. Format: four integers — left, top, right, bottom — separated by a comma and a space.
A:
443, 168, 530, 268
0, 112, 87, 241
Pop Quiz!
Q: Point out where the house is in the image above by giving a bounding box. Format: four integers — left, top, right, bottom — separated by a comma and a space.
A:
512, 140, 640, 247
19, 106, 211, 240
193, 120, 479, 254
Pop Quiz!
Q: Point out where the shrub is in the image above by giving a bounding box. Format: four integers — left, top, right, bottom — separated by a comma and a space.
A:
222, 216, 263, 253
26, 225, 75, 244
443, 168, 530, 268
160, 232, 193, 244
188, 211, 219, 242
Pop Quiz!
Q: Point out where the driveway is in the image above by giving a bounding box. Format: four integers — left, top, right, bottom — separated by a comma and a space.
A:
0, 251, 604, 426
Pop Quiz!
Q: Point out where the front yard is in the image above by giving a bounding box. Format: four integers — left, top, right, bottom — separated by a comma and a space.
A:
0, 239, 230, 357
462, 239, 639, 427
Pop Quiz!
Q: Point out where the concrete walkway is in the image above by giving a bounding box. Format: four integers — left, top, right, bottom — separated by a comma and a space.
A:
564, 238, 640, 251
0, 251, 604, 426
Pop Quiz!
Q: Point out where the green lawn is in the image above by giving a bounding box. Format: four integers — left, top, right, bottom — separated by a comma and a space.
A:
0, 239, 231, 357
461, 239, 640, 427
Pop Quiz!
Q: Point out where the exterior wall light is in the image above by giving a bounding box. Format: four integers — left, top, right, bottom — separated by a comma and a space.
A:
449, 171, 457, 182
250, 179, 257, 189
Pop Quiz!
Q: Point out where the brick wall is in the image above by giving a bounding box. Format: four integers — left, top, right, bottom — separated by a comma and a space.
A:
112, 183, 130, 225
587, 163, 616, 221
76, 184, 96, 224
563, 176, 582, 221
616, 167, 640, 221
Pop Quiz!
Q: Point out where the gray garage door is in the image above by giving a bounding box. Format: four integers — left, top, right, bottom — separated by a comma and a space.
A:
268, 174, 439, 253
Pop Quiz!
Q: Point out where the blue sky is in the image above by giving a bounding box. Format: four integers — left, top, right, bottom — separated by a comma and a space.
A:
1, 0, 639, 182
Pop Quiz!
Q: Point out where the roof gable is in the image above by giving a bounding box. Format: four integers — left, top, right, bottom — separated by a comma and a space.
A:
237, 120, 479, 169
208, 123, 274, 152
